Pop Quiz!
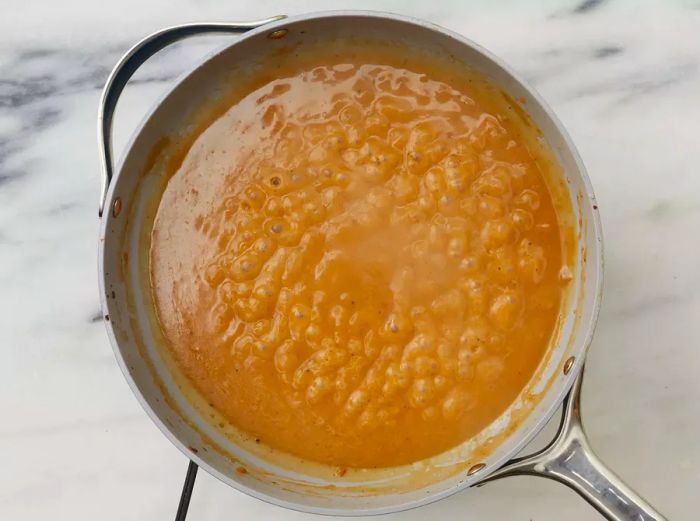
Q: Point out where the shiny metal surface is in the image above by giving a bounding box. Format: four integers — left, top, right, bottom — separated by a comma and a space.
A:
97, 16, 286, 216
484, 368, 667, 521
96, 11, 661, 518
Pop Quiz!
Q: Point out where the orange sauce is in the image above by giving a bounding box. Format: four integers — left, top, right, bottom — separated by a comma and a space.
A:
150, 43, 568, 468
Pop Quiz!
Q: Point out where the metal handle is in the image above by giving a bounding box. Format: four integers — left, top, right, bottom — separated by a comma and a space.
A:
97, 16, 286, 216
175, 460, 198, 521
482, 367, 667, 521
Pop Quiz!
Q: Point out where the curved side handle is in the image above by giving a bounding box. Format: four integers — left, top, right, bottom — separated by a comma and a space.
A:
482, 367, 667, 521
97, 16, 286, 216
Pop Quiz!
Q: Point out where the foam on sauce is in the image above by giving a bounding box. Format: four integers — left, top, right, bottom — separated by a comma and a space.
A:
150, 43, 569, 468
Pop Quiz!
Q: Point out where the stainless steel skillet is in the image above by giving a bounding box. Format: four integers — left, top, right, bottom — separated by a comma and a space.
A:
97, 11, 666, 520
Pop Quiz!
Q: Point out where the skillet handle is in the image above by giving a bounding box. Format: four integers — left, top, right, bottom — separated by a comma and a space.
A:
97, 16, 286, 217
480, 367, 667, 521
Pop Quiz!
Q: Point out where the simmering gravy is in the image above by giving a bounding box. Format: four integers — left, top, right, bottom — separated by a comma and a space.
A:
150, 43, 569, 468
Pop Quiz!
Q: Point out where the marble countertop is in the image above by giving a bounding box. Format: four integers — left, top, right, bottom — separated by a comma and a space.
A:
2, 0, 699, 519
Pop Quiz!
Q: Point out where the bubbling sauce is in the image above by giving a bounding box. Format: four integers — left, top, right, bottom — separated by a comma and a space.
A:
150, 44, 568, 468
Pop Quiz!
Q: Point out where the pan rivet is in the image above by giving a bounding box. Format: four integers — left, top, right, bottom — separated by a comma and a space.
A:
467, 463, 486, 476
563, 356, 575, 375
268, 29, 288, 40
112, 197, 122, 218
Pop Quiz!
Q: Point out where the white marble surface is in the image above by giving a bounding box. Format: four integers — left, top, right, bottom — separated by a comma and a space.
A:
2, 0, 699, 519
